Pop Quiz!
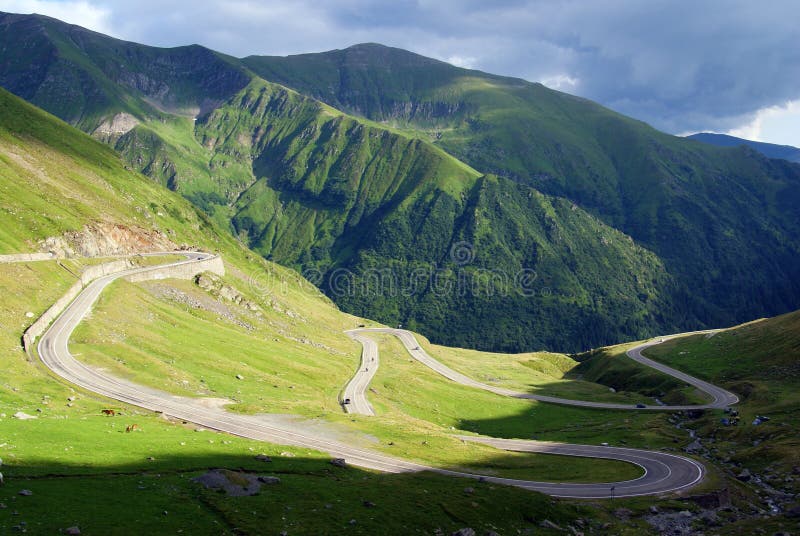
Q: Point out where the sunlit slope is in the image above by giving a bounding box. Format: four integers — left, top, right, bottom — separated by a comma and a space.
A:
246, 43, 800, 336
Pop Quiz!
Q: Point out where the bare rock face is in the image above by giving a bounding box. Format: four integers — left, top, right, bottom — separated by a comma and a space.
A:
40, 223, 176, 258
92, 112, 140, 141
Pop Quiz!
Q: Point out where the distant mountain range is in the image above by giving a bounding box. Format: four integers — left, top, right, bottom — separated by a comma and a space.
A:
1, 11, 799, 352
687, 132, 800, 163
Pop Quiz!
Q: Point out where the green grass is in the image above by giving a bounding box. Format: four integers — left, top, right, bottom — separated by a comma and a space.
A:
573, 341, 710, 406
416, 334, 660, 404
70, 274, 647, 483
0, 256, 633, 534
640, 313, 800, 480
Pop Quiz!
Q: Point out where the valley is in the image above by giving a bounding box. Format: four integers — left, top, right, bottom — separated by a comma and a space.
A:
0, 9, 799, 535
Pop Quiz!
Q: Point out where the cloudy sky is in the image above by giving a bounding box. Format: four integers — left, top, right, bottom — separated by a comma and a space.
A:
2, 0, 799, 145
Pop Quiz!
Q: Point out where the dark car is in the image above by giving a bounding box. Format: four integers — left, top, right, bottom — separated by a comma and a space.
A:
635, 403, 646, 408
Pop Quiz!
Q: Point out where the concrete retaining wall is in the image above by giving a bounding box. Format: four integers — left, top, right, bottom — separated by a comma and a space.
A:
124, 255, 225, 283
22, 259, 135, 354
0, 252, 57, 263
22, 255, 224, 355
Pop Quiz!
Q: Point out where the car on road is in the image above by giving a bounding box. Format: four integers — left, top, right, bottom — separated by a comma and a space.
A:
636, 403, 646, 408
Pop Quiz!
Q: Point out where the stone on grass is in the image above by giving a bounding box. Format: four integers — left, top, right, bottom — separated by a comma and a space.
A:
330, 458, 347, 468
451, 529, 475, 536
18, 489, 32, 496
65, 526, 81, 535
12, 412, 36, 420
737, 469, 752, 481
539, 520, 561, 530
193, 469, 280, 497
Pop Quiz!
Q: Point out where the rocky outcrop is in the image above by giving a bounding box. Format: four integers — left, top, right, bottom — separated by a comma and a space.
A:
92, 112, 139, 141
194, 272, 259, 312
40, 223, 176, 258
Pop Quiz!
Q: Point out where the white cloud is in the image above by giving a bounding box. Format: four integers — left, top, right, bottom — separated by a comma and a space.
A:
0, 1, 798, 137
540, 74, 579, 91
445, 55, 477, 69
728, 100, 800, 146
0, 0, 112, 34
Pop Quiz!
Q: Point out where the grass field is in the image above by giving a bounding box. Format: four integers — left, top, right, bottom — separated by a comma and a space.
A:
640, 314, 800, 480
69, 273, 651, 483
0, 259, 637, 535
417, 335, 660, 404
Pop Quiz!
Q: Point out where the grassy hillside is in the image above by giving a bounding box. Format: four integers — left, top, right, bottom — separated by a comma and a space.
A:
246, 43, 800, 334
0, 81, 652, 534
576, 310, 800, 498
0, 86, 224, 252
3, 86, 798, 534
4, 14, 800, 354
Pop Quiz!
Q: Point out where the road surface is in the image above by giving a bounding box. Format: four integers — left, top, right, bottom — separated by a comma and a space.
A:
32, 254, 708, 498
347, 328, 738, 412
341, 332, 379, 415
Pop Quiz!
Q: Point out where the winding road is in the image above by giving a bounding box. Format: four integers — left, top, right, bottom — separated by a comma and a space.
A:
345, 328, 738, 412
341, 332, 379, 416
29, 253, 720, 498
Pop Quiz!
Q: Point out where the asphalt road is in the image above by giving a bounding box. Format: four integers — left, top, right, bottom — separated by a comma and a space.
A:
33, 254, 709, 498
341, 332, 379, 415
348, 328, 739, 411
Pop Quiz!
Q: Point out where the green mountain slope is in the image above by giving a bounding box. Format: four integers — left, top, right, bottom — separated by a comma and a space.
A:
0, 14, 681, 351
3, 14, 799, 352
245, 43, 800, 332
0, 88, 670, 534
187, 79, 673, 351
0, 12, 250, 129
576, 308, 800, 496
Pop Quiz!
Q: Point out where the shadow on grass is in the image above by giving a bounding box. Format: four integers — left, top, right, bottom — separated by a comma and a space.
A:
0, 452, 598, 536
457, 401, 687, 452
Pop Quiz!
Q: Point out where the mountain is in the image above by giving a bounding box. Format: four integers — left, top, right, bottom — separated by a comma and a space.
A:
2, 13, 800, 352
0, 88, 672, 534
686, 132, 800, 163
244, 43, 800, 331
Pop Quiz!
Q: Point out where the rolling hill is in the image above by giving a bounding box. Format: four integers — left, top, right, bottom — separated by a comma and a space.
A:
2, 13, 800, 353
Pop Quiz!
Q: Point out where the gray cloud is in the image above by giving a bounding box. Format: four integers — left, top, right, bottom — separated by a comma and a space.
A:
6, 0, 799, 135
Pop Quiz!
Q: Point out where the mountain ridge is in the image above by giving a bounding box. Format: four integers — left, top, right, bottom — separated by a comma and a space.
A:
2, 11, 799, 352
686, 132, 800, 163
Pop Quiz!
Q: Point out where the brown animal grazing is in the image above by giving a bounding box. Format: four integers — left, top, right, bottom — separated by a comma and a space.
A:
101, 409, 115, 416
125, 424, 139, 433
